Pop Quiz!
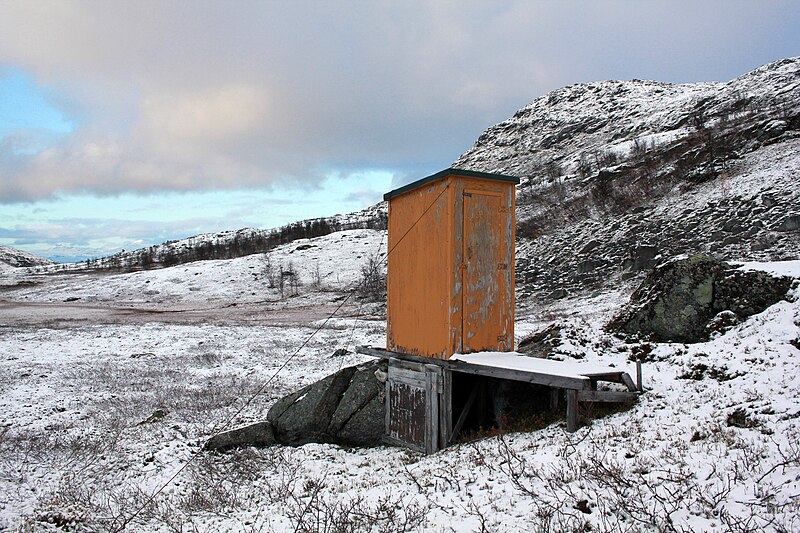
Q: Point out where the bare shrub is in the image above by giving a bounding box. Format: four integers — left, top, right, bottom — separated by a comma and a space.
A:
286, 478, 428, 533
357, 254, 386, 302
262, 253, 276, 288
310, 261, 323, 290
486, 424, 800, 532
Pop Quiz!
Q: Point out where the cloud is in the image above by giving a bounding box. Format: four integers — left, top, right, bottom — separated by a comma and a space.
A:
0, 1, 798, 202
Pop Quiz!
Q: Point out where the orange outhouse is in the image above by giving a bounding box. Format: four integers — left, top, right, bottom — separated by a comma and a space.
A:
384, 168, 519, 360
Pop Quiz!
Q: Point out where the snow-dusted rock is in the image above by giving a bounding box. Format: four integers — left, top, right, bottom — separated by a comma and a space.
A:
609, 255, 795, 342
267, 360, 386, 447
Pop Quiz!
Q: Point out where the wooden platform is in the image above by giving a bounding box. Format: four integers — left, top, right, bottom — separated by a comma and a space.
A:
357, 346, 642, 452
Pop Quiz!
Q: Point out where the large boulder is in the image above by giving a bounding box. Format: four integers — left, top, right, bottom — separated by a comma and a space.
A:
267, 359, 387, 447
608, 255, 794, 342
204, 359, 388, 452
267, 365, 357, 445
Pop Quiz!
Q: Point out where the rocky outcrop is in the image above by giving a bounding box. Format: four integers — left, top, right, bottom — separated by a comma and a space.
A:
267, 359, 386, 447
607, 256, 794, 342
204, 359, 388, 452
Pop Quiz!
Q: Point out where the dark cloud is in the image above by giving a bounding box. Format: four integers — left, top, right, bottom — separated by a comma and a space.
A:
0, 1, 798, 201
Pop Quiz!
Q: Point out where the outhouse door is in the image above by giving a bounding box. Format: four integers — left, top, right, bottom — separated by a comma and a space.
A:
462, 189, 510, 353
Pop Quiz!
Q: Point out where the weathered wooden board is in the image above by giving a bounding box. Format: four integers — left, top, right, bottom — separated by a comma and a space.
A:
385, 358, 443, 454
577, 390, 640, 403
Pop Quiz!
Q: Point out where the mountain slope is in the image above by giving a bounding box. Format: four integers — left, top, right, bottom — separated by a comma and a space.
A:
0, 246, 54, 269
454, 57, 800, 303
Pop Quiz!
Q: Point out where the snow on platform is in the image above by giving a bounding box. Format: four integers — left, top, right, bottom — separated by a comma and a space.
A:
450, 351, 631, 380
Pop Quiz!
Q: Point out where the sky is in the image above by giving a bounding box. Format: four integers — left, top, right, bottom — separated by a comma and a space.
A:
0, 1, 798, 262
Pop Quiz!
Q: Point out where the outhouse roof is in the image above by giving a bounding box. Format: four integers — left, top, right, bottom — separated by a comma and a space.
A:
383, 167, 519, 201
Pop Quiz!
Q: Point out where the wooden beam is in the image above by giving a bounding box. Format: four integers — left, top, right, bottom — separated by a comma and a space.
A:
577, 390, 640, 403
439, 368, 452, 450
636, 361, 643, 392
620, 373, 638, 392
357, 346, 591, 390
549, 388, 560, 410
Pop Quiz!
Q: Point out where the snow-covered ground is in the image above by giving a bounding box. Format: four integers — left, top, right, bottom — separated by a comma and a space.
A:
1, 232, 799, 531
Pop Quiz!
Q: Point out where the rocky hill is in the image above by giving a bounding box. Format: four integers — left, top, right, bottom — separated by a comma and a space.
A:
0, 246, 54, 269
454, 57, 800, 303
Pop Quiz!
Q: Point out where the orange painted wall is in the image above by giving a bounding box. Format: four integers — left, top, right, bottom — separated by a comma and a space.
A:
386, 171, 516, 359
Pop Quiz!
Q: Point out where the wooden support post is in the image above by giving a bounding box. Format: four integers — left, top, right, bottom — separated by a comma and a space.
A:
566, 389, 578, 432
449, 382, 479, 444
636, 361, 643, 392
440, 368, 452, 450
549, 388, 560, 410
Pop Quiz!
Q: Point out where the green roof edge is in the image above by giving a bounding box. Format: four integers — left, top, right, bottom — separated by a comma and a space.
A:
383, 168, 520, 201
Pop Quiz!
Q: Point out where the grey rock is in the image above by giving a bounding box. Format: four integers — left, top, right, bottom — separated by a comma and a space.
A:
518, 323, 564, 358
577, 260, 600, 274
608, 255, 793, 343
705, 310, 743, 339
580, 240, 601, 254
775, 214, 800, 232
204, 421, 275, 452
328, 361, 383, 435
722, 218, 744, 233
336, 394, 385, 446
630, 245, 658, 271
266, 360, 388, 447
139, 408, 169, 425
713, 269, 794, 317
760, 193, 777, 208
267, 366, 357, 445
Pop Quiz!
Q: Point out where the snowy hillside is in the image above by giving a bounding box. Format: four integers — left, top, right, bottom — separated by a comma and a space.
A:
455, 56, 799, 180
35, 202, 387, 273
8, 229, 385, 306
0, 246, 53, 269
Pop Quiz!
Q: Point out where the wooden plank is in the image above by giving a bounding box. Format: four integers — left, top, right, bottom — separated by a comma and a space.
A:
425, 364, 441, 454
580, 371, 625, 380
440, 368, 452, 450
620, 373, 638, 392
577, 390, 640, 403
549, 388, 560, 410
449, 382, 479, 444
566, 389, 578, 432
450, 362, 592, 390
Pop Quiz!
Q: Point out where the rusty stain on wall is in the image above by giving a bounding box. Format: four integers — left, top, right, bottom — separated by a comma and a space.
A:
384, 168, 518, 359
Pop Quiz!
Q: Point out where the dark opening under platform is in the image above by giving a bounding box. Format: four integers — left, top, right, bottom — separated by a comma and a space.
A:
357, 346, 642, 453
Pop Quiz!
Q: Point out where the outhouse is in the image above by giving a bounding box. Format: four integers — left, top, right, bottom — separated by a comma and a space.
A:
384, 168, 520, 359
360, 167, 640, 453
